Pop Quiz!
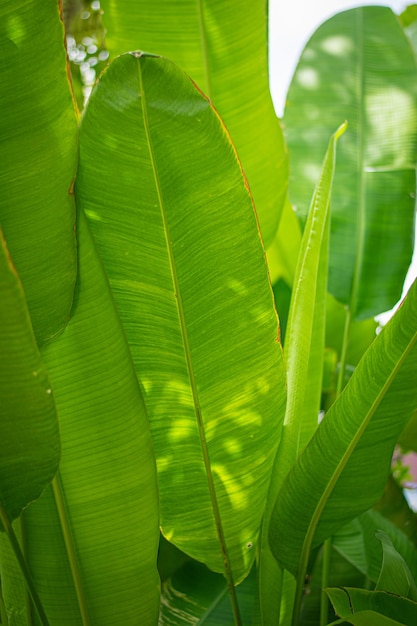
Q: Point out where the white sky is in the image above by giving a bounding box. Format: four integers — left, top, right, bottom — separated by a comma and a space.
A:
268, 0, 416, 317
269, 0, 410, 116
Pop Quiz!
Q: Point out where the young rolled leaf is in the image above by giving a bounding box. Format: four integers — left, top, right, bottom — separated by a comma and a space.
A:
269, 277, 417, 576
76, 52, 286, 584
0, 210, 161, 625
100, 0, 288, 246
0, 230, 60, 529
284, 6, 417, 319
0, 1, 78, 343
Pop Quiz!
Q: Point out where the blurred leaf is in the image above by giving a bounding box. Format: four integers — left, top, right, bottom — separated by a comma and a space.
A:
76, 52, 286, 584
0, 210, 160, 625
159, 561, 257, 625
0, 230, 60, 529
374, 474, 417, 547
375, 531, 417, 600
327, 587, 417, 626
398, 410, 417, 452
334, 509, 417, 585
0, 0, 77, 343
284, 6, 417, 319
100, 0, 288, 246
269, 278, 417, 576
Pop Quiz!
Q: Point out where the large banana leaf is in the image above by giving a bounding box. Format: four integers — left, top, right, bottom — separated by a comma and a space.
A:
269, 277, 417, 577
0, 1, 78, 343
0, 210, 160, 625
76, 52, 286, 584
284, 6, 417, 319
0, 230, 60, 529
99, 0, 288, 246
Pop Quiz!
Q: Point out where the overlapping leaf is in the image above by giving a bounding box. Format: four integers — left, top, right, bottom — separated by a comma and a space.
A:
0, 231, 60, 529
284, 6, 417, 319
76, 52, 286, 583
100, 0, 288, 246
269, 278, 417, 576
0, 1, 78, 343
0, 211, 160, 625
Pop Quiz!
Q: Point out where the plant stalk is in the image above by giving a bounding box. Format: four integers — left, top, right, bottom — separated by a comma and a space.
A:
0, 504, 50, 626
51, 475, 91, 626
320, 538, 332, 626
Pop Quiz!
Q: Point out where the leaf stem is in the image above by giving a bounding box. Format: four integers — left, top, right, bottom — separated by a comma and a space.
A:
0, 504, 50, 626
51, 474, 91, 626
320, 539, 332, 626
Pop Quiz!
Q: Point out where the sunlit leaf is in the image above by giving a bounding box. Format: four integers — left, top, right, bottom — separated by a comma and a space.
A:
100, 0, 288, 246
284, 6, 417, 319
258, 124, 345, 626
76, 52, 286, 585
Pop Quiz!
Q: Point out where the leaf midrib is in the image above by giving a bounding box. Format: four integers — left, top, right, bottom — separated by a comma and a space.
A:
135, 55, 239, 618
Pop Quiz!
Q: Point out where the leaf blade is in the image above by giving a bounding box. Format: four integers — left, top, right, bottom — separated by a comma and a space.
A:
77, 52, 287, 583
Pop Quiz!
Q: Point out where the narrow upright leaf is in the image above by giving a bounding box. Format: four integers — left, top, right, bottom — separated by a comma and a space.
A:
100, 0, 288, 245
77, 52, 286, 583
258, 124, 346, 626
284, 6, 417, 319
0, 2, 78, 343
0, 230, 60, 528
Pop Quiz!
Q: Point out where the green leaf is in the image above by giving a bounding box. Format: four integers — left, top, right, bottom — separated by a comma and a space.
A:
279, 123, 347, 464
284, 6, 417, 319
334, 509, 417, 585
269, 277, 417, 576
258, 124, 346, 626
159, 560, 257, 625
76, 52, 286, 584
327, 587, 417, 626
99, 0, 288, 246
0, 2, 78, 343
375, 531, 417, 600
0, 230, 60, 529
0, 210, 160, 625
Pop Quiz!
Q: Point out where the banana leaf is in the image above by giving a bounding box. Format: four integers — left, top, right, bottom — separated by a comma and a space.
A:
327, 587, 417, 626
284, 6, 417, 319
99, 0, 288, 246
334, 509, 417, 585
76, 52, 287, 584
0, 230, 60, 529
0, 210, 160, 625
159, 560, 257, 625
269, 277, 417, 577
258, 124, 345, 626
0, 1, 78, 343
